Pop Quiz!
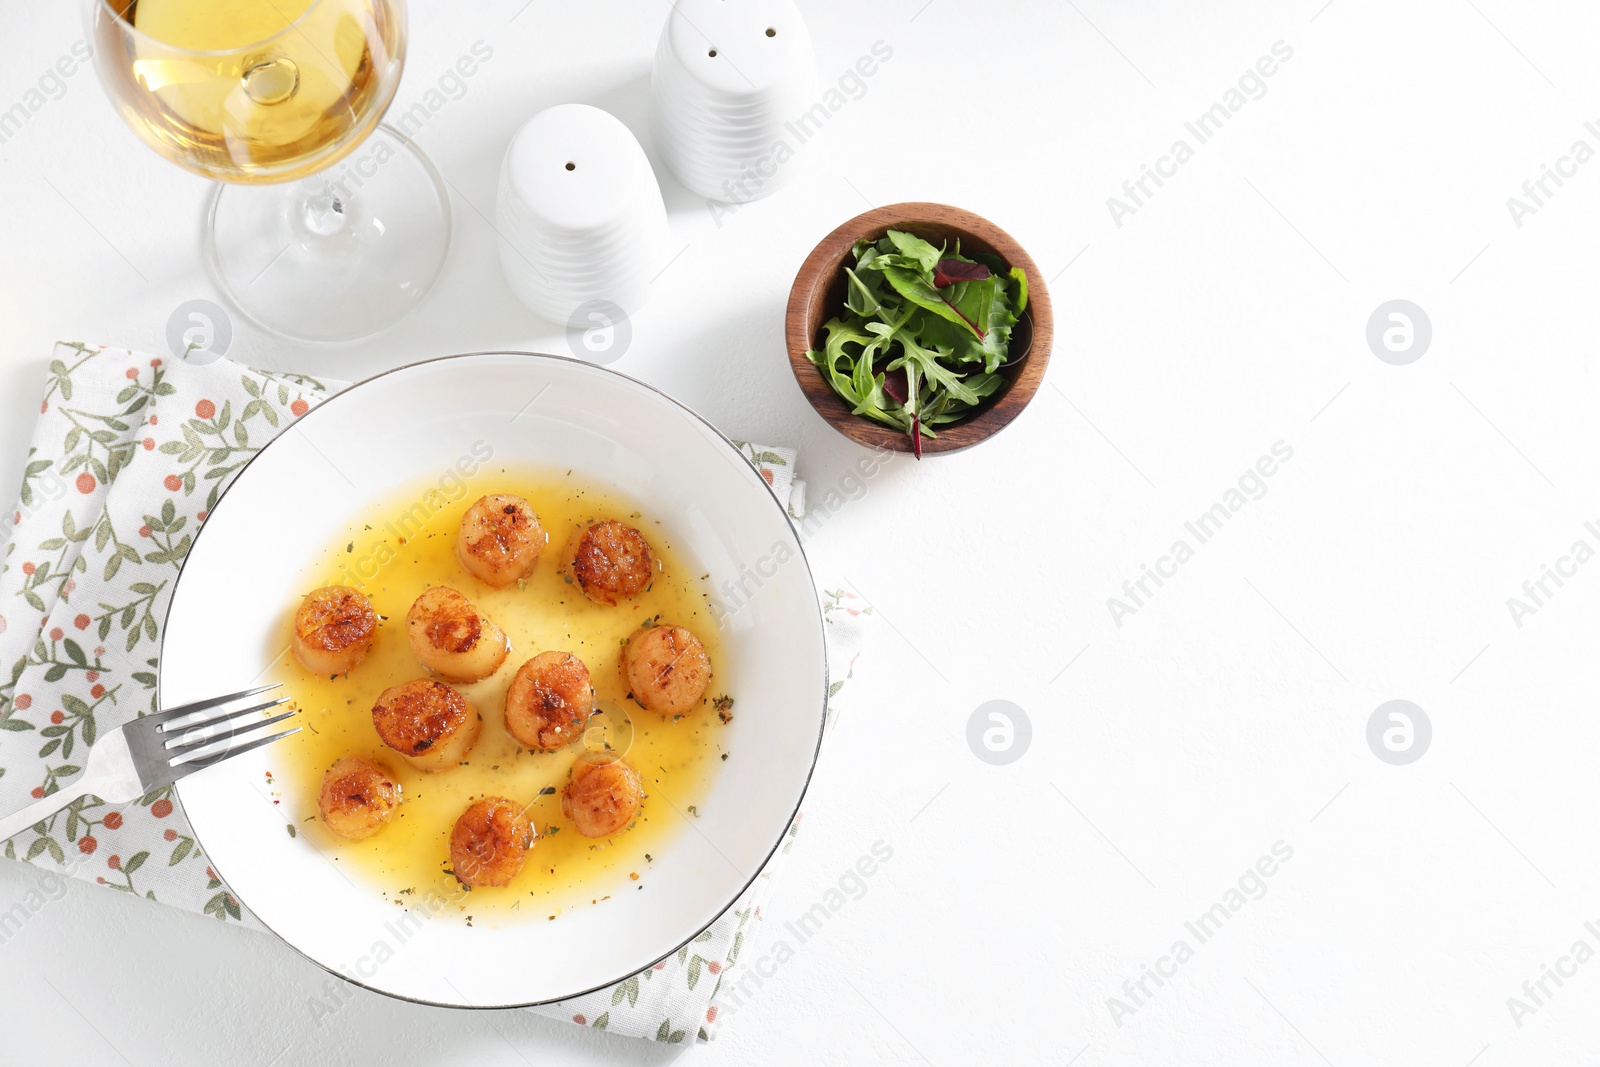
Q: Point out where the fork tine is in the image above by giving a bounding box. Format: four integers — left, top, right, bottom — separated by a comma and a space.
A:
170, 726, 302, 774
160, 696, 289, 740
143, 683, 283, 728
165, 705, 296, 753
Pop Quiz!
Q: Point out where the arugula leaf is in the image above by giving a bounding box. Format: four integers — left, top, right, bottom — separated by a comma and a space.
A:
843, 268, 885, 319
879, 265, 985, 339
806, 229, 1028, 457
885, 230, 941, 273
1009, 266, 1029, 313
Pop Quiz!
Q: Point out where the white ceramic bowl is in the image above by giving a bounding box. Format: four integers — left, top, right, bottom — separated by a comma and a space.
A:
161, 352, 827, 1008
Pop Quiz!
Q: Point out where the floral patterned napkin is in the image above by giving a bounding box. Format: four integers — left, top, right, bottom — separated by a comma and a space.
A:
0, 342, 874, 1042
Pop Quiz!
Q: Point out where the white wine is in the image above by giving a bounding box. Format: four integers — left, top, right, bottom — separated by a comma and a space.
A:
92, 0, 403, 183
84, 0, 449, 343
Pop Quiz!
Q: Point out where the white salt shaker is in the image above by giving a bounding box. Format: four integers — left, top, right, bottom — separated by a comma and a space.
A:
651, 0, 817, 203
496, 104, 669, 328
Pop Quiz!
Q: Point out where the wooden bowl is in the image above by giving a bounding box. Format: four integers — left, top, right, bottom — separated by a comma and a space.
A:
785, 202, 1053, 456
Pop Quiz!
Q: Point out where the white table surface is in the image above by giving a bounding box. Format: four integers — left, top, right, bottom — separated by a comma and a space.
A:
3, 0, 1598, 1063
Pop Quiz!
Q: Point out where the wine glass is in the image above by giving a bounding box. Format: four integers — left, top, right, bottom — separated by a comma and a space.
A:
85, 0, 450, 343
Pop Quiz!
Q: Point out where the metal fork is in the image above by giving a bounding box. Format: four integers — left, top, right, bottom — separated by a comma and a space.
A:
0, 684, 298, 844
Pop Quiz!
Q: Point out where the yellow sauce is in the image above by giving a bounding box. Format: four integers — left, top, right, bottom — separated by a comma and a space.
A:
266, 467, 729, 924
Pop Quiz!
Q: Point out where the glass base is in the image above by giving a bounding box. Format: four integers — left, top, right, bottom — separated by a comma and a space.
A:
205, 124, 451, 344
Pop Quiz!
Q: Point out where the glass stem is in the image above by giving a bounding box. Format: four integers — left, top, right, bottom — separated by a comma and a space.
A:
300, 176, 349, 238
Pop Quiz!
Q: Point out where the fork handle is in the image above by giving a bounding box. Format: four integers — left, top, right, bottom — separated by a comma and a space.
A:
0, 781, 97, 846
0, 724, 144, 846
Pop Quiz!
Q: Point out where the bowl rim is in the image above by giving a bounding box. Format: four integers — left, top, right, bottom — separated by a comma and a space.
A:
160, 349, 830, 1009
784, 201, 1054, 455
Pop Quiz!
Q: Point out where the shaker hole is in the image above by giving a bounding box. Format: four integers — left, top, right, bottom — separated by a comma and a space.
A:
565, 162, 576, 171
766, 27, 776, 36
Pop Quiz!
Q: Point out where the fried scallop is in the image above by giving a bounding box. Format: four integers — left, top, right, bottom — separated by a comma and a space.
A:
456, 494, 546, 588
317, 755, 401, 841
504, 652, 594, 751
449, 796, 536, 887
562, 752, 643, 839
405, 586, 509, 682
620, 623, 711, 716
560, 520, 655, 606
371, 679, 482, 772
291, 585, 377, 676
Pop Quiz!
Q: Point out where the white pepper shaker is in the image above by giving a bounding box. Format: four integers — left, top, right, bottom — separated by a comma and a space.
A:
496, 104, 669, 328
651, 0, 817, 203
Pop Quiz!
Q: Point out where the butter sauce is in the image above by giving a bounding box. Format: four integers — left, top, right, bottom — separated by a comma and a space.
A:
269, 468, 727, 922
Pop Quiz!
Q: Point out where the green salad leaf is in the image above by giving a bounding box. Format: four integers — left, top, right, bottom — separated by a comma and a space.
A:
807, 229, 1026, 457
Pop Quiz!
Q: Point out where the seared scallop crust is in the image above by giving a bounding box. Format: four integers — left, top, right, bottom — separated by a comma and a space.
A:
560, 520, 655, 606
405, 586, 509, 683
449, 796, 536, 887
504, 652, 594, 751
561, 752, 643, 839
456, 494, 546, 588
318, 756, 402, 841
620, 622, 711, 716
371, 678, 482, 772
292, 586, 378, 676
